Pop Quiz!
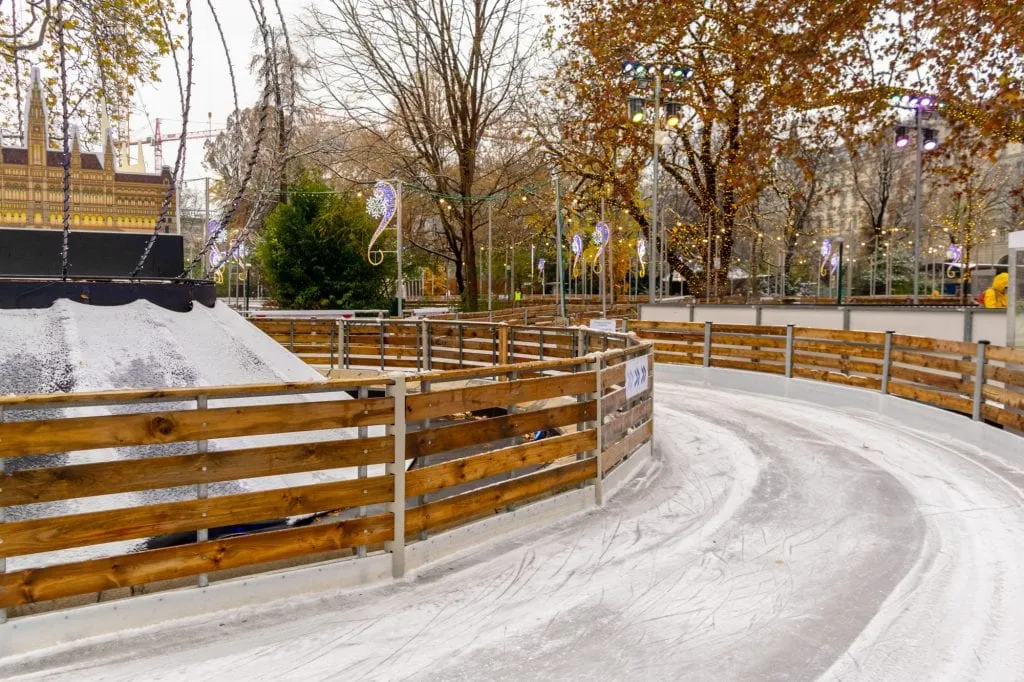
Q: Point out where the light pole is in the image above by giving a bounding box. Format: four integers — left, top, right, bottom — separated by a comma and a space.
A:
623, 61, 693, 304
891, 92, 940, 303
553, 171, 567, 318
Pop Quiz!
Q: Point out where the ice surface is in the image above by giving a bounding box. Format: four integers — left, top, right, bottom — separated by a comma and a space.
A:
3, 380, 1023, 680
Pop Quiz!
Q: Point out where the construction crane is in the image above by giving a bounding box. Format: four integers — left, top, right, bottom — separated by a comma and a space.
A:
130, 113, 225, 169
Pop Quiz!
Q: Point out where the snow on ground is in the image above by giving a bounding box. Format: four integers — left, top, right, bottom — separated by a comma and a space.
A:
0, 300, 372, 571
3, 378, 1023, 680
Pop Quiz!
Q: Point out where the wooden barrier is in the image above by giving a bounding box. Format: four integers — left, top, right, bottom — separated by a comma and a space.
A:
629, 319, 1024, 433
0, 318, 654, 622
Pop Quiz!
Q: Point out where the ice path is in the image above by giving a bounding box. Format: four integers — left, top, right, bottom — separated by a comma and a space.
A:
3, 380, 1024, 680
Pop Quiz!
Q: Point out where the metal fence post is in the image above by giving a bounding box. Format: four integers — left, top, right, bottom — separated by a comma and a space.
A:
577, 327, 586, 358
329, 324, 336, 371
386, 376, 407, 578
972, 340, 990, 422
417, 380, 431, 540
289, 319, 295, 352
754, 305, 763, 327
379, 320, 385, 371
963, 308, 974, 343
0, 406, 6, 624
340, 320, 349, 369
703, 321, 712, 368
842, 307, 851, 331
881, 331, 894, 395
424, 320, 432, 371
784, 324, 795, 378
458, 324, 465, 367
356, 385, 369, 558
593, 355, 605, 506
196, 394, 210, 588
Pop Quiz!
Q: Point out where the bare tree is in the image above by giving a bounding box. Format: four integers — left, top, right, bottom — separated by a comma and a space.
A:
301, 0, 540, 310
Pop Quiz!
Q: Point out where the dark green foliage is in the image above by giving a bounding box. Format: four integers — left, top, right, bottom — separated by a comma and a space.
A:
258, 177, 393, 309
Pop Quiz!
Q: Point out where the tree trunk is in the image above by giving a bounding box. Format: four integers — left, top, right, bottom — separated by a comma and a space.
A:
462, 211, 479, 311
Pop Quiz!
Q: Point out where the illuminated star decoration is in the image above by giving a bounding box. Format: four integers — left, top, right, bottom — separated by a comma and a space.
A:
592, 222, 610, 269
571, 234, 584, 276
206, 219, 226, 272
637, 238, 647, 277
537, 258, 545, 271
830, 252, 839, 276
365, 181, 397, 265
946, 244, 963, 278
820, 239, 832, 278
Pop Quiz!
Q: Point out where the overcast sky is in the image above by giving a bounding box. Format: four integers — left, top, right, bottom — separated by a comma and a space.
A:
134, 1, 293, 185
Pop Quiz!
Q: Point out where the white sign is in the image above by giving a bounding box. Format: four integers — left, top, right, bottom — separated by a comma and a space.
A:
625, 355, 650, 399
1009, 230, 1024, 249
589, 318, 619, 333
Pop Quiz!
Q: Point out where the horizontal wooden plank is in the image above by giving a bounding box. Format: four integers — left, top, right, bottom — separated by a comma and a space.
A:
0, 436, 393, 507
407, 430, 596, 498
982, 384, 1024, 411
406, 458, 596, 535
792, 367, 882, 390
0, 514, 393, 609
408, 401, 595, 459
633, 329, 705, 343
711, 333, 787, 349
653, 351, 702, 366
793, 328, 886, 344
891, 349, 975, 375
602, 363, 627, 387
628, 320, 705, 332
0, 379, 391, 410
792, 339, 885, 360
981, 404, 1024, 431
0, 475, 393, 558
889, 365, 973, 394
985, 345, 1024, 364
711, 324, 787, 335
985, 363, 1024, 387
710, 346, 786, 362
892, 334, 975, 356
888, 382, 973, 415
0, 397, 394, 459
603, 420, 653, 473
711, 358, 786, 375
791, 352, 882, 376
406, 372, 596, 421
603, 400, 651, 445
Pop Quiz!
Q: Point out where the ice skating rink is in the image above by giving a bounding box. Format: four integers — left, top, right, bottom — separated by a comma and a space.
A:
3, 374, 1023, 681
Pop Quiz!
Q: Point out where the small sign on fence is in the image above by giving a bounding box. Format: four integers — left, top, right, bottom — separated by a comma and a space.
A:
625, 355, 650, 399
589, 318, 620, 333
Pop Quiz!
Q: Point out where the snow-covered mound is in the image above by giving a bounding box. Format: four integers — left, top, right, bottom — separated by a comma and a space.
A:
0, 299, 321, 395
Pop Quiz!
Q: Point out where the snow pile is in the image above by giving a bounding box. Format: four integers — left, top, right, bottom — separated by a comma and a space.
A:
0, 299, 322, 395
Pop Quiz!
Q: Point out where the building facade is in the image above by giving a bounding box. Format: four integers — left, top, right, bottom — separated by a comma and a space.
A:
0, 67, 175, 233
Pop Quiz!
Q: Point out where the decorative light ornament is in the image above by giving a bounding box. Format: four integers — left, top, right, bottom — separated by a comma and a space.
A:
637, 238, 647, 277
571, 234, 584, 276
365, 181, 397, 265
592, 222, 610, 271
946, 244, 963, 278
830, 252, 840, 276
820, 239, 832, 278
537, 258, 545, 271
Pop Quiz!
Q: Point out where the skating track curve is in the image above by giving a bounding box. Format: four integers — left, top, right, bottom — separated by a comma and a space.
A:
4, 373, 1023, 681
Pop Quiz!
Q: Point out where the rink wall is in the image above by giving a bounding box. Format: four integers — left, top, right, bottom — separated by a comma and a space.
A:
0, 320, 654, 655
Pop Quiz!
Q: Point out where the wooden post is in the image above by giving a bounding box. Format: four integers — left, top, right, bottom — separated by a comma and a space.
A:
881, 330, 894, 395
196, 394, 210, 588
972, 340, 990, 422
417, 380, 431, 540
341, 320, 349, 369
703, 321, 713, 368
784, 324, 795, 378
538, 329, 545, 361
356, 385, 369, 558
289, 319, 295, 352
593, 355, 605, 505
498, 323, 510, 367
386, 376, 407, 578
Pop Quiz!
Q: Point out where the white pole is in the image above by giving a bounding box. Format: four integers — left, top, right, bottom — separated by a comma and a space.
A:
397, 181, 404, 317
601, 198, 607, 315
913, 107, 922, 304
649, 72, 660, 304
487, 203, 493, 312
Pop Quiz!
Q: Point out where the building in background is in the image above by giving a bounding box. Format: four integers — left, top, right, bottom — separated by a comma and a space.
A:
0, 67, 175, 233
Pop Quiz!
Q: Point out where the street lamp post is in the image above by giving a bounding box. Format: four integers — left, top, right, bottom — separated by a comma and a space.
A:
891, 92, 940, 304
623, 61, 693, 305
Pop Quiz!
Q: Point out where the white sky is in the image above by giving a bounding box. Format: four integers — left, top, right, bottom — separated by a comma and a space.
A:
133, 1, 300, 187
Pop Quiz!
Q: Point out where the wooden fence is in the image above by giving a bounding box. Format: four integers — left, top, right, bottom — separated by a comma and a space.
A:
252, 304, 638, 371
630, 320, 1024, 432
0, 322, 653, 621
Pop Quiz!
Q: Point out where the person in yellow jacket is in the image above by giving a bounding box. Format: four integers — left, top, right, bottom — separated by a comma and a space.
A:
983, 272, 1009, 308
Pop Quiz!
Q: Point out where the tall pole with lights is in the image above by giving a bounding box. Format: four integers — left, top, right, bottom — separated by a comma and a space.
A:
891, 92, 940, 304
623, 61, 693, 305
